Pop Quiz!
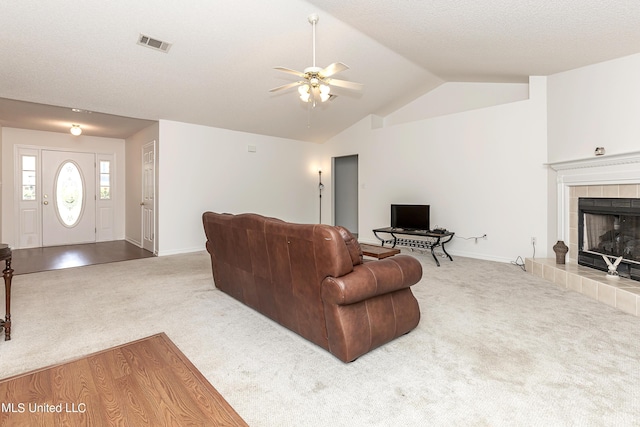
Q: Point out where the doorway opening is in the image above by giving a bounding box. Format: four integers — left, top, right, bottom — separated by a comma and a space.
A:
332, 155, 358, 236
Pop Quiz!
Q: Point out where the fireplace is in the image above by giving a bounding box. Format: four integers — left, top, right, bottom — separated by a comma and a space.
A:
578, 197, 640, 281
531, 153, 640, 317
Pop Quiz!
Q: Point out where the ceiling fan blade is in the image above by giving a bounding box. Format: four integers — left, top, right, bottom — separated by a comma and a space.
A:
327, 78, 363, 91
273, 66, 306, 78
319, 62, 349, 78
269, 81, 304, 92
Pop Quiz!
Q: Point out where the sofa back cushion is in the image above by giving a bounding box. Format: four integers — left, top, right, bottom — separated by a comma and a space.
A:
336, 226, 363, 266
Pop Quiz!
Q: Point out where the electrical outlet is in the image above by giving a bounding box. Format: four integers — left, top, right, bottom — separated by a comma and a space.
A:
531, 237, 537, 245
475, 234, 488, 244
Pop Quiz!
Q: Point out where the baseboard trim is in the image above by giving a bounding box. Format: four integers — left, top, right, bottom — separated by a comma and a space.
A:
156, 247, 205, 257
125, 237, 143, 248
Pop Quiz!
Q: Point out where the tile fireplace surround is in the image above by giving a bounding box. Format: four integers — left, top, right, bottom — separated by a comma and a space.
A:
527, 256, 640, 317
527, 151, 640, 317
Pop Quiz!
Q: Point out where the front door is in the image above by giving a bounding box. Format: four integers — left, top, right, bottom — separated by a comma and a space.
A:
42, 150, 96, 246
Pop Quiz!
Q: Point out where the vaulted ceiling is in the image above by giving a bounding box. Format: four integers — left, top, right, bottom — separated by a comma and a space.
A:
1, 1, 640, 142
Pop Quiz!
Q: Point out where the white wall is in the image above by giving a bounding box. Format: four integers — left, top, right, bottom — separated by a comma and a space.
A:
1, 127, 126, 247
321, 78, 549, 263
547, 53, 640, 163
545, 53, 640, 249
156, 120, 321, 256
0, 126, 3, 240
385, 82, 530, 127
125, 123, 159, 247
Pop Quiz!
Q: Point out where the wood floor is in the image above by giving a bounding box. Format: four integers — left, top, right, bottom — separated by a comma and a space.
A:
0, 333, 248, 426
11, 241, 155, 275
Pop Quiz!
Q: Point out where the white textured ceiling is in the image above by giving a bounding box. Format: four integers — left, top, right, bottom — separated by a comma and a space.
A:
1, 0, 640, 142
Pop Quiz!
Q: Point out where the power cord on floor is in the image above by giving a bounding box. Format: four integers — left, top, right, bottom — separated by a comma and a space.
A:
511, 240, 535, 271
511, 256, 526, 271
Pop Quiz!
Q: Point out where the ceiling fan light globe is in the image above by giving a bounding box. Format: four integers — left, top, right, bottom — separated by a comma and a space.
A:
319, 84, 331, 102
298, 84, 311, 102
298, 84, 310, 95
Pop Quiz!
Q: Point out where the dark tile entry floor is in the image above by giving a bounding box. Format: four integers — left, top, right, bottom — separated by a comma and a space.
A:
11, 240, 155, 275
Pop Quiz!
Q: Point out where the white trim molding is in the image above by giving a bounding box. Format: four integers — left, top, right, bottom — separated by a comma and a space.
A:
547, 151, 640, 242
547, 150, 640, 173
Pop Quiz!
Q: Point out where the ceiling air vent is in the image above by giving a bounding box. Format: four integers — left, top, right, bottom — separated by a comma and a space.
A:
137, 34, 172, 53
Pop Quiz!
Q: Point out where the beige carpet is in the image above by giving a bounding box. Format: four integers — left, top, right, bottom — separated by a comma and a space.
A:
1, 251, 639, 426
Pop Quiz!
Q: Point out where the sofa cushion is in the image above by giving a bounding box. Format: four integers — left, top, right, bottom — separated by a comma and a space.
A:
336, 226, 363, 266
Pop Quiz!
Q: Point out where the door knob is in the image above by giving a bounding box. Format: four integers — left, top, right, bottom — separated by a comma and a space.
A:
140, 202, 145, 206
43, 201, 49, 205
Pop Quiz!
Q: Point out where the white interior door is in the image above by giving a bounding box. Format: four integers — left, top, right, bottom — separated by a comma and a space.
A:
142, 141, 156, 253
42, 150, 96, 246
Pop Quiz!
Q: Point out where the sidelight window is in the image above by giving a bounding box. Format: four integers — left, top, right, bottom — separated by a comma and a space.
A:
21, 155, 36, 200
99, 160, 111, 200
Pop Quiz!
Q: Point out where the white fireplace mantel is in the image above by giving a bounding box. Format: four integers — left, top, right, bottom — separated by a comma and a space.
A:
547, 151, 640, 241
548, 150, 640, 181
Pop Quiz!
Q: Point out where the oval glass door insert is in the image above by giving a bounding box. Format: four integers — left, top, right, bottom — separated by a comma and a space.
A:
56, 161, 84, 227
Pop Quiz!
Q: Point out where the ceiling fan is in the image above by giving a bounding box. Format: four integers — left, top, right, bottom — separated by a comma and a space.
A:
270, 13, 363, 107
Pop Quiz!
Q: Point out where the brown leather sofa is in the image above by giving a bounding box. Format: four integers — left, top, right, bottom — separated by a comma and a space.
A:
202, 212, 423, 362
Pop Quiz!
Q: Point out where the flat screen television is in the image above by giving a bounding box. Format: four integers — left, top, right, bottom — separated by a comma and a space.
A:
391, 204, 430, 230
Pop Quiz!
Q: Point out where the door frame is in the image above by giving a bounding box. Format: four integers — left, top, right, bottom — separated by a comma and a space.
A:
141, 141, 157, 255
13, 144, 117, 249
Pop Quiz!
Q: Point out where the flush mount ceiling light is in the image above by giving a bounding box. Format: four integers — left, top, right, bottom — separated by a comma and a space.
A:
70, 124, 82, 136
269, 14, 363, 107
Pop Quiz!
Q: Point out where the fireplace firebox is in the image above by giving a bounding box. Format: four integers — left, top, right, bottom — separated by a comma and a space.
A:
578, 198, 640, 281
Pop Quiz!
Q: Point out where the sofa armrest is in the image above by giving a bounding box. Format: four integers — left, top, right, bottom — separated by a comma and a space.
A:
321, 255, 422, 305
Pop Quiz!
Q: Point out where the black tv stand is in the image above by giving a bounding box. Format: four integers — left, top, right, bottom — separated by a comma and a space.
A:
372, 227, 454, 266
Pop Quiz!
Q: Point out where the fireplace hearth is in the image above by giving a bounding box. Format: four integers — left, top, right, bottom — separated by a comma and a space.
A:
538, 154, 640, 316
578, 197, 640, 281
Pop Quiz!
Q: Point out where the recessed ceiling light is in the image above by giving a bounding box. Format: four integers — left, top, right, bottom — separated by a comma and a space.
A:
71, 108, 92, 114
